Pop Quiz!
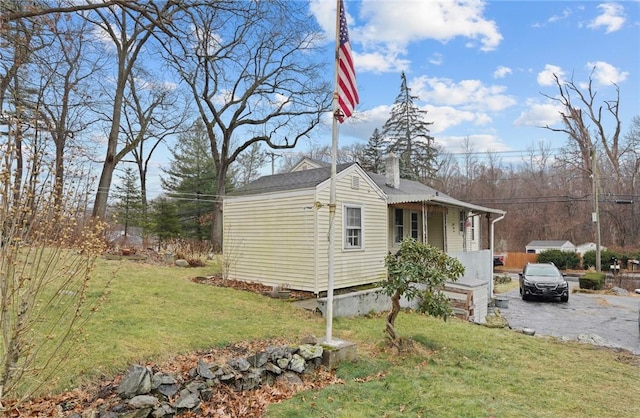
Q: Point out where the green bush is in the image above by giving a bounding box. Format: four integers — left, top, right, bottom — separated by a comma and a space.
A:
579, 272, 605, 290
536, 249, 580, 270
582, 249, 621, 271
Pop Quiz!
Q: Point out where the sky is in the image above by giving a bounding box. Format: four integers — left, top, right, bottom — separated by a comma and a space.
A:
306, 0, 640, 162
135, 0, 639, 197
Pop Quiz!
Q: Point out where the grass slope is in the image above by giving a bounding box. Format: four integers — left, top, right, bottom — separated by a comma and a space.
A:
34, 259, 640, 416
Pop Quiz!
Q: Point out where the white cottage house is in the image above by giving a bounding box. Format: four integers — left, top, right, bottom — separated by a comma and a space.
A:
525, 240, 576, 254
223, 156, 506, 295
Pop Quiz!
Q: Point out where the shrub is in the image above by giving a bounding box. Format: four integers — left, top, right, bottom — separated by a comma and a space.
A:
580, 272, 605, 290
582, 249, 621, 271
381, 238, 465, 345
537, 249, 580, 270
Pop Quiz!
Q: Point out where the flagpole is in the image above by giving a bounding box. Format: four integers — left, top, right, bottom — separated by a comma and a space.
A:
326, 0, 342, 345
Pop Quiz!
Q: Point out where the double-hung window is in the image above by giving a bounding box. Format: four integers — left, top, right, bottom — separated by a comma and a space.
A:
393, 208, 404, 244
344, 205, 363, 249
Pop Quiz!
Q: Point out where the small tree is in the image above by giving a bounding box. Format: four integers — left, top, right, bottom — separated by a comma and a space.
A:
112, 167, 144, 240
150, 197, 181, 249
382, 238, 465, 346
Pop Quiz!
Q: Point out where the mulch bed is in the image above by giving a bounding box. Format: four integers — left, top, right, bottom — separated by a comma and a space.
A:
191, 275, 315, 300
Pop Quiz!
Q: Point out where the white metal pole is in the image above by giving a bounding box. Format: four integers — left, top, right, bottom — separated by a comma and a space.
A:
325, 0, 342, 345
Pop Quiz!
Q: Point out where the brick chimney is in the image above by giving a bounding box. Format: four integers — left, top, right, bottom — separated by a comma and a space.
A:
385, 153, 400, 189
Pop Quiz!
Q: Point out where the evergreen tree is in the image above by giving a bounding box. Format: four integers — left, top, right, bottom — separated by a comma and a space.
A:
161, 120, 224, 241
150, 197, 181, 246
382, 72, 438, 182
360, 128, 386, 173
113, 167, 144, 239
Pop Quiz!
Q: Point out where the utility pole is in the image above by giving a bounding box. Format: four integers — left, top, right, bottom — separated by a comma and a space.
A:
591, 148, 601, 272
266, 152, 280, 175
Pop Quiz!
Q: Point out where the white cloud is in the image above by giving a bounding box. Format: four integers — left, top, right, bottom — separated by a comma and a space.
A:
537, 64, 565, 86
356, 0, 502, 51
411, 76, 516, 112
548, 8, 572, 23
310, 0, 503, 74
493, 66, 512, 79
354, 50, 411, 74
426, 105, 483, 134
435, 134, 509, 153
587, 61, 629, 85
588, 3, 625, 33
514, 100, 564, 127
429, 53, 444, 66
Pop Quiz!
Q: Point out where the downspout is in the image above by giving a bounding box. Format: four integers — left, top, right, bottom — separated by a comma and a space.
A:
489, 213, 506, 297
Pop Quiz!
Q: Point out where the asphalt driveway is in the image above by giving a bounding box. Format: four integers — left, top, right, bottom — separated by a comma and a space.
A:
499, 278, 640, 354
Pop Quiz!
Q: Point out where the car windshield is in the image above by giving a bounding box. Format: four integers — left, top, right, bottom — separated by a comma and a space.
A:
526, 265, 558, 276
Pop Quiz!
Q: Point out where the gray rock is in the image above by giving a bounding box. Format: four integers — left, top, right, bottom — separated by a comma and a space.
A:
156, 383, 179, 398
118, 408, 152, 418
287, 354, 306, 373
174, 391, 200, 410
611, 286, 629, 296
237, 370, 262, 391
267, 346, 286, 361
197, 359, 216, 379
185, 381, 204, 393
300, 334, 318, 344
247, 351, 269, 368
128, 395, 159, 409
152, 372, 176, 389
298, 344, 323, 360
152, 404, 176, 418
227, 357, 251, 372
175, 259, 190, 267
118, 365, 152, 399
276, 357, 290, 369
277, 371, 303, 388
265, 362, 282, 375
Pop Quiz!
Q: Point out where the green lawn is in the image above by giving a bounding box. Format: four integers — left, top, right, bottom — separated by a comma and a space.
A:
23, 258, 640, 416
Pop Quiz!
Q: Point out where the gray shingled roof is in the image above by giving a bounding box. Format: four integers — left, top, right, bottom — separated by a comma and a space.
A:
230, 163, 356, 195
228, 161, 505, 215
526, 240, 575, 247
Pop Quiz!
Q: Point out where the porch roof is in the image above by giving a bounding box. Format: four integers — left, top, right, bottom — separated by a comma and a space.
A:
367, 173, 505, 216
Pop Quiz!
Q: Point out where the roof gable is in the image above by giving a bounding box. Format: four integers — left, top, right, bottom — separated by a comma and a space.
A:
526, 240, 575, 248
229, 162, 358, 196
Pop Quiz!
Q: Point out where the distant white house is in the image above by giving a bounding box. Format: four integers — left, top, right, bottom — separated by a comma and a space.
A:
575, 242, 607, 256
525, 240, 576, 254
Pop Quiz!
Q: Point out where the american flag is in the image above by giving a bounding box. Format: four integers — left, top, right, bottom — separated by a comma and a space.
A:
336, 0, 358, 123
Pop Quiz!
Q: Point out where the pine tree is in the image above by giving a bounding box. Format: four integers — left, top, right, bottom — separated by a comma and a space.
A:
360, 128, 386, 173
382, 72, 438, 182
113, 167, 144, 239
150, 197, 181, 246
161, 120, 223, 242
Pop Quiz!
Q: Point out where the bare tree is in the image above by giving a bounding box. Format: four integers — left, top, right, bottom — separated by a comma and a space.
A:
84, 1, 181, 220
120, 65, 190, 210
162, 1, 331, 251
235, 142, 267, 187
542, 69, 635, 247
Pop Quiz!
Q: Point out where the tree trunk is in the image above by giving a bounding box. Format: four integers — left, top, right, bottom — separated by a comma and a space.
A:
211, 165, 227, 253
385, 290, 402, 343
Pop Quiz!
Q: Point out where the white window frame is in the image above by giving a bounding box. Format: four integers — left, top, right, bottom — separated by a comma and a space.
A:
393, 208, 404, 244
410, 211, 420, 240
343, 204, 364, 250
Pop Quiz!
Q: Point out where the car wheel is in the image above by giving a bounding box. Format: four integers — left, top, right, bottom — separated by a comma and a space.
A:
560, 295, 568, 303
522, 292, 529, 301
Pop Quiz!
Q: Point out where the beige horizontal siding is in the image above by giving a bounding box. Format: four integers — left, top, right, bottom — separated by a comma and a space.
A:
314, 169, 388, 292
224, 191, 318, 292
223, 166, 389, 294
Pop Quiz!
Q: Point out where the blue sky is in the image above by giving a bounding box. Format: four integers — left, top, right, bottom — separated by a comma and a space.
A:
136, 1, 638, 197
307, 0, 640, 160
